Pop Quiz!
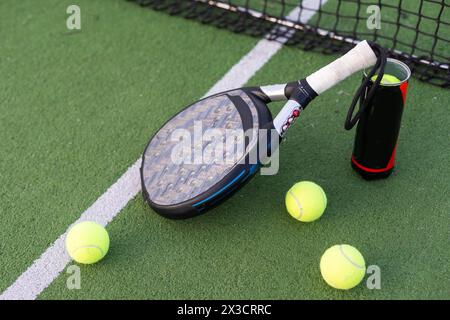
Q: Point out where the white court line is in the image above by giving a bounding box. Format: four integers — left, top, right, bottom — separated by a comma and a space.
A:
0, 0, 326, 300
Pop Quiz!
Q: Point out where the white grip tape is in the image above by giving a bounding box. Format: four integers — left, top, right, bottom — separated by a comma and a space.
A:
306, 40, 377, 95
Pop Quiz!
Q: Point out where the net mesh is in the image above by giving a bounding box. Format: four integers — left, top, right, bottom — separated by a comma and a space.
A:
130, 0, 449, 88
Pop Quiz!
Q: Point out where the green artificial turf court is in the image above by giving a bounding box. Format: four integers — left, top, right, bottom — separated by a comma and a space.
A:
0, 0, 259, 293
1, 0, 449, 300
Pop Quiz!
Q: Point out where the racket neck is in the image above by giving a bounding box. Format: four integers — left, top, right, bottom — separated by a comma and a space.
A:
272, 79, 318, 136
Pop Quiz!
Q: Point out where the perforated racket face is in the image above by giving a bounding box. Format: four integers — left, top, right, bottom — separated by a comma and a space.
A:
142, 90, 261, 207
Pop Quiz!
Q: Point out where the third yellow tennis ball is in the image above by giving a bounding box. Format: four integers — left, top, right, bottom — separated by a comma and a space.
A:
65, 221, 110, 264
285, 181, 327, 222
371, 73, 401, 85
320, 244, 366, 290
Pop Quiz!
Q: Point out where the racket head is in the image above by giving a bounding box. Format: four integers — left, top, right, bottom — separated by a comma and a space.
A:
140, 88, 273, 219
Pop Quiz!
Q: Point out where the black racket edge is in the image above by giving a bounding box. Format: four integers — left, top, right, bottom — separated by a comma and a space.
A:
140, 87, 275, 219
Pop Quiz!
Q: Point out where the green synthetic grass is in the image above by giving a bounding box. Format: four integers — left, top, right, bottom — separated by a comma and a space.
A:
1, 0, 449, 299
0, 0, 258, 293
39, 46, 450, 299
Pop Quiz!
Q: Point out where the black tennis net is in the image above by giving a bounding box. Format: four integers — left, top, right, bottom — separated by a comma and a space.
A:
130, 0, 449, 88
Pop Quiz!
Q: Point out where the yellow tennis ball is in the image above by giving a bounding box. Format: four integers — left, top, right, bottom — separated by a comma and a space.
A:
371, 73, 401, 85
320, 244, 366, 290
285, 181, 327, 222
65, 221, 110, 264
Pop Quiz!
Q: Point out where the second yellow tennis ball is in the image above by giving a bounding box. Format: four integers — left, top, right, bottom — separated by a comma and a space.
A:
65, 221, 110, 264
285, 181, 327, 222
320, 244, 366, 290
371, 73, 401, 85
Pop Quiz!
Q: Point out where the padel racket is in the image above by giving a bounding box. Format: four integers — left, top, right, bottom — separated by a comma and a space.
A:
141, 41, 379, 219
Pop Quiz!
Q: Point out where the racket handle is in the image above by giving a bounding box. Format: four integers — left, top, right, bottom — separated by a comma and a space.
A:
306, 40, 377, 95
